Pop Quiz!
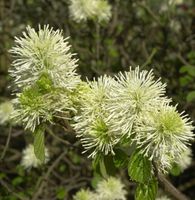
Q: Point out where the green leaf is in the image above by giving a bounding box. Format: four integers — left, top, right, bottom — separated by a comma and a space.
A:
92, 154, 105, 177
187, 51, 195, 64
0, 173, 6, 179
170, 163, 182, 176
179, 76, 192, 87
92, 154, 102, 173
113, 149, 128, 168
104, 155, 117, 175
186, 91, 195, 102
91, 173, 102, 189
128, 150, 152, 183
12, 177, 23, 186
59, 164, 67, 173
92, 154, 116, 178
135, 178, 158, 200
180, 65, 195, 77
33, 125, 45, 162
56, 187, 67, 199
99, 157, 108, 178
16, 165, 25, 176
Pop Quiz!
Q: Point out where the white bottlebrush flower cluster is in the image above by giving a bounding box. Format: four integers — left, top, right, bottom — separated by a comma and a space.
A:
21, 144, 49, 169
73, 189, 96, 200
69, 0, 112, 23
73, 177, 127, 200
10, 25, 79, 89
96, 176, 127, 200
135, 104, 193, 170
74, 76, 122, 157
107, 67, 170, 137
10, 25, 194, 174
0, 101, 14, 124
10, 25, 81, 131
74, 67, 194, 172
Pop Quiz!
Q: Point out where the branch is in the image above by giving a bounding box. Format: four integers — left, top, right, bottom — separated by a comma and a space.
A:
136, 2, 163, 26
141, 48, 158, 68
32, 151, 67, 200
0, 125, 12, 161
157, 172, 189, 200
46, 126, 71, 146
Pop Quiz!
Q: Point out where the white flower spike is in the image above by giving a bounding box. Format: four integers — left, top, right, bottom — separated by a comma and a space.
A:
107, 66, 170, 137
73, 189, 96, 200
73, 76, 121, 157
73, 177, 127, 200
69, 0, 111, 23
96, 177, 127, 200
10, 25, 81, 131
21, 144, 49, 169
10, 25, 80, 90
135, 105, 194, 171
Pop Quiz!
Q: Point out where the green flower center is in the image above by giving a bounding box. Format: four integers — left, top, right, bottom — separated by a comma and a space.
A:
158, 110, 184, 135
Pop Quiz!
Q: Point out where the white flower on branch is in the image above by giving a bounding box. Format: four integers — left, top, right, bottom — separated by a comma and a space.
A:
73, 76, 122, 157
21, 144, 49, 169
69, 0, 111, 23
9, 25, 81, 131
107, 66, 170, 137
10, 25, 80, 90
73, 177, 127, 200
12, 88, 74, 131
134, 105, 194, 171
73, 189, 96, 200
96, 177, 127, 200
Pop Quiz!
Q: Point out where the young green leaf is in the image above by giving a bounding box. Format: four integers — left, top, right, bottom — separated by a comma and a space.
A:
186, 91, 195, 102
128, 150, 152, 183
99, 157, 108, 178
92, 154, 102, 175
180, 65, 195, 77
135, 178, 158, 200
93, 154, 116, 177
33, 125, 45, 162
104, 155, 117, 175
113, 148, 128, 168
169, 163, 182, 176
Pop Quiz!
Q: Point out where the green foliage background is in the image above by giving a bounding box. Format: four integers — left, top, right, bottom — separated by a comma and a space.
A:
0, 0, 195, 199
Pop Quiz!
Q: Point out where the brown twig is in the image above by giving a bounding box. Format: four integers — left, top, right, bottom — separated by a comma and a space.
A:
46, 126, 71, 146
141, 48, 158, 68
32, 151, 67, 200
0, 125, 12, 161
136, 2, 163, 26
157, 172, 189, 200
108, 0, 119, 36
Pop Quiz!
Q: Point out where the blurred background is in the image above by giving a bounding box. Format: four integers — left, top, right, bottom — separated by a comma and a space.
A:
0, 0, 195, 199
